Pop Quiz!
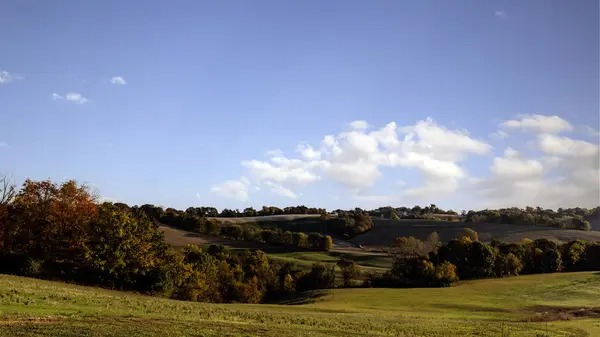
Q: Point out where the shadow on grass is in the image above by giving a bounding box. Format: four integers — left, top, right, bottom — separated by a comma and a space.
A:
268, 290, 330, 305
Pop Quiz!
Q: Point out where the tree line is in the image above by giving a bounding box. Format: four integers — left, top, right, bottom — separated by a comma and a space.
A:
136, 205, 334, 251
367, 228, 600, 288
141, 202, 598, 233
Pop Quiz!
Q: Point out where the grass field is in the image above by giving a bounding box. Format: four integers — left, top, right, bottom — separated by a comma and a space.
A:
1, 272, 599, 336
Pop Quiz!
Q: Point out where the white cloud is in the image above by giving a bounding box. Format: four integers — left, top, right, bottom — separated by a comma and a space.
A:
0, 70, 23, 84
296, 144, 321, 160
490, 148, 544, 178
53, 92, 90, 104
65, 92, 90, 104
349, 120, 369, 130
266, 181, 299, 199
495, 11, 507, 19
242, 158, 320, 185
500, 114, 573, 134
110, 76, 127, 85
210, 177, 250, 202
489, 130, 508, 140
214, 115, 599, 209
537, 134, 599, 157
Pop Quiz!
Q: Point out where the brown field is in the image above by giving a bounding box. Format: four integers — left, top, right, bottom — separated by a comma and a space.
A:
351, 218, 600, 248
212, 214, 321, 225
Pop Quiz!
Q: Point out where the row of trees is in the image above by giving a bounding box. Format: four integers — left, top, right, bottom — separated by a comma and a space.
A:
128, 201, 599, 231
136, 205, 334, 251
221, 226, 333, 251
184, 206, 327, 218
465, 208, 594, 231
369, 228, 600, 288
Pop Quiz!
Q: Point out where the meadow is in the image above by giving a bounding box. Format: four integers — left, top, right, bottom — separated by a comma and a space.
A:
0, 272, 598, 336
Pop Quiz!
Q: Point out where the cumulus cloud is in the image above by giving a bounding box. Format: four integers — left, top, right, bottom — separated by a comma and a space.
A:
500, 114, 573, 134
53, 92, 90, 104
490, 148, 544, 178
472, 130, 599, 209
110, 76, 127, 85
212, 115, 599, 208
266, 181, 299, 199
210, 177, 250, 202
0, 70, 23, 84
537, 134, 599, 157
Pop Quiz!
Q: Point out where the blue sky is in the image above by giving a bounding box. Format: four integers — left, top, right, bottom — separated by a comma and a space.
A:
1, 1, 598, 211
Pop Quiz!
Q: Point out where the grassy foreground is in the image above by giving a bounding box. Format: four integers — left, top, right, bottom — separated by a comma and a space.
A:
0, 272, 599, 336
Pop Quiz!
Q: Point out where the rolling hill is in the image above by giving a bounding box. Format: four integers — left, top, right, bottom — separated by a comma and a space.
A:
1, 272, 598, 336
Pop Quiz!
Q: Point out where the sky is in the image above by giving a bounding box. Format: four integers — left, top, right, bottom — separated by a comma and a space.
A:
1, 0, 598, 211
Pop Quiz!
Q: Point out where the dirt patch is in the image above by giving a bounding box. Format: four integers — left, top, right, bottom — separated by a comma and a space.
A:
524, 306, 600, 322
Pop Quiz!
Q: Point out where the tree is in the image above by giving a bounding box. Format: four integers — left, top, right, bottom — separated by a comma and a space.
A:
391, 236, 425, 260
321, 235, 333, 251
337, 259, 360, 287
459, 228, 479, 242
469, 241, 496, 278
292, 232, 309, 249
470, 214, 485, 224
425, 232, 440, 252
296, 263, 335, 291
308, 232, 324, 249
0, 174, 16, 205
563, 240, 586, 270
243, 207, 257, 217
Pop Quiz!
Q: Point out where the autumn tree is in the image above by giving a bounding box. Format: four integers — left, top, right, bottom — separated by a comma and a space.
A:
458, 228, 479, 242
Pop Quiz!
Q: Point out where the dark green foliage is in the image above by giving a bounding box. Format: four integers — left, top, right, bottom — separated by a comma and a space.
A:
296, 263, 336, 291
336, 259, 360, 287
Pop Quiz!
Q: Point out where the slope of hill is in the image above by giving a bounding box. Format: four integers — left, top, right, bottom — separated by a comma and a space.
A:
351, 219, 600, 248
1, 272, 599, 336
159, 225, 392, 274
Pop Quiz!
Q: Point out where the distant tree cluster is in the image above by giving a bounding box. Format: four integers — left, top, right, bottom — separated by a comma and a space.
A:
367, 229, 600, 288
326, 209, 374, 238
210, 206, 327, 218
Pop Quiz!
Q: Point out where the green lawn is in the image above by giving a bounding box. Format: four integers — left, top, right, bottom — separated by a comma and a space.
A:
0, 272, 599, 336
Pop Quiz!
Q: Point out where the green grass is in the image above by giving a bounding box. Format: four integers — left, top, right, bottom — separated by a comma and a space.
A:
1, 272, 599, 336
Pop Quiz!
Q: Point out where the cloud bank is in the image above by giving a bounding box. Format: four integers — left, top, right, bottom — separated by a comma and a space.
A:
210, 115, 599, 209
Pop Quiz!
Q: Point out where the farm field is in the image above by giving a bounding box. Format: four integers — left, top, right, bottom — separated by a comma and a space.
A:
352, 219, 600, 248
0, 272, 598, 336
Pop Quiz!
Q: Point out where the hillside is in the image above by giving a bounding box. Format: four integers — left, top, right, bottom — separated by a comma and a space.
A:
160, 225, 392, 274
1, 272, 599, 336
351, 219, 600, 248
